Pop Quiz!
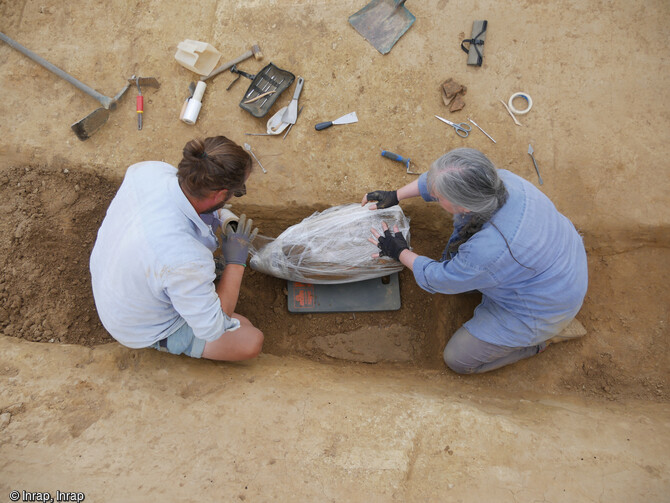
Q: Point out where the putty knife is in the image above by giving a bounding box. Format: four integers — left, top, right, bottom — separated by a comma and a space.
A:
315, 112, 358, 130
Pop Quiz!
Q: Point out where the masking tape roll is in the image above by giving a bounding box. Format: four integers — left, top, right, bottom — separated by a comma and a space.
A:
508, 92, 533, 115
217, 208, 240, 231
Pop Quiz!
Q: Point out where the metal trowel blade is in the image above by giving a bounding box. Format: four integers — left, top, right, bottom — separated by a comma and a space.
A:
332, 112, 358, 125
128, 77, 160, 88
71, 107, 110, 141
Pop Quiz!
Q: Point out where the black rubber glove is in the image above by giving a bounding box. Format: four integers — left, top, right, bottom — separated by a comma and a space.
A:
366, 190, 399, 209
221, 214, 258, 266
377, 228, 409, 261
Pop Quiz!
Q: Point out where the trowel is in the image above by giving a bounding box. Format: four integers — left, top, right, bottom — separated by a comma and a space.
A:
315, 112, 358, 131
281, 76, 304, 125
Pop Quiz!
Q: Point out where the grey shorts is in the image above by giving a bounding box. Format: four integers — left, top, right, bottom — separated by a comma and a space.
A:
151, 322, 217, 358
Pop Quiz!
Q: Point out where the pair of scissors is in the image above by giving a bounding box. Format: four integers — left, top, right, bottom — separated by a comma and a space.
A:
435, 115, 471, 137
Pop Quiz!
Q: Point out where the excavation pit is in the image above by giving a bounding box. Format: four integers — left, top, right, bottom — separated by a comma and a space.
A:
1, 165, 667, 403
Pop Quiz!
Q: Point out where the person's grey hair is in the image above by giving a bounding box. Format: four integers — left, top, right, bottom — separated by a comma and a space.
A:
427, 148, 507, 221
428, 148, 516, 258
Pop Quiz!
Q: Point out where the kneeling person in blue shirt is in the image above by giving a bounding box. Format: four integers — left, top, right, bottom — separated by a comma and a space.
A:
90, 136, 263, 361
363, 148, 588, 374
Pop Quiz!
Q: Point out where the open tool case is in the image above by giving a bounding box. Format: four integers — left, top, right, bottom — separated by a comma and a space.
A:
235, 63, 295, 118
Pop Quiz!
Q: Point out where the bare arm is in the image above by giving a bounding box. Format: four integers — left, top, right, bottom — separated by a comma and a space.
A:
396, 179, 421, 201
398, 249, 419, 272
216, 264, 244, 316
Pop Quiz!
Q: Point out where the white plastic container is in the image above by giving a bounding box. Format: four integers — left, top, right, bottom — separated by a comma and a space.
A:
175, 40, 222, 76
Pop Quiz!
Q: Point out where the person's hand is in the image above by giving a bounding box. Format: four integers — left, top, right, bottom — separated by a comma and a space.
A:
361, 190, 399, 210
369, 222, 409, 261
221, 214, 258, 266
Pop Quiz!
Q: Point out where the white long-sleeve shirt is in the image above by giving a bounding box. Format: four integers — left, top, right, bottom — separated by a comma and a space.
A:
90, 161, 239, 348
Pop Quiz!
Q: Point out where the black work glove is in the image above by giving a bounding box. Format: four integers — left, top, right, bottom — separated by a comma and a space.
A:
377, 228, 409, 261
366, 190, 399, 209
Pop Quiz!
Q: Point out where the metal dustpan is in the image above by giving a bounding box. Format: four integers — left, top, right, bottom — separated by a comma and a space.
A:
348, 0, 415, 54
232, 62, 295, 118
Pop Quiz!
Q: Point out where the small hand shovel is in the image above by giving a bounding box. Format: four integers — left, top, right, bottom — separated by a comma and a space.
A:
348, 0, 415, 55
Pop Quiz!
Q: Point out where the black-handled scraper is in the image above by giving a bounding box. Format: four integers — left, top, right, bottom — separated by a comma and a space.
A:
315, 112, 358, 130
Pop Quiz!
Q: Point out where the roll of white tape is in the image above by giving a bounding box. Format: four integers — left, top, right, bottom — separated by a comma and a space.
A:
192, 81, 207, 102
181, 98, 202, 125
217, 208, 240, 232
508, 92, 533, 115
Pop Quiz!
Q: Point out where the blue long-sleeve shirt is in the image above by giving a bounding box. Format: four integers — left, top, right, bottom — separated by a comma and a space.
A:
413, 169, 588, 347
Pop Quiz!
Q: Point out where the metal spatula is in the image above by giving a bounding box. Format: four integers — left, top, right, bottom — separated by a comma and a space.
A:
281, 77, 304, 125
315, 112, 358, 130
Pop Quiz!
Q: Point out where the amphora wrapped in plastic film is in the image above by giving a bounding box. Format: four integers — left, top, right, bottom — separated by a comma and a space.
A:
249, 203, 410, 284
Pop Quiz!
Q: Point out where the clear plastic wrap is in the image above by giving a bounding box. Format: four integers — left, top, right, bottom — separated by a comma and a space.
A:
249, 203, 410, 284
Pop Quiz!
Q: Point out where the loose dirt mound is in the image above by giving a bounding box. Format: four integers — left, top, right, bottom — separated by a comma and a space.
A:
1, 165, 668, 404
0, 165, 114, 346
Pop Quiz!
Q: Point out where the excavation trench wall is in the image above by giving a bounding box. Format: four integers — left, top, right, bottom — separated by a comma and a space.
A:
1, 165, 667, 404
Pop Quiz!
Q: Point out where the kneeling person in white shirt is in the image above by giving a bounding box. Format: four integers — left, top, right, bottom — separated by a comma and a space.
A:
90, 136, 263, 361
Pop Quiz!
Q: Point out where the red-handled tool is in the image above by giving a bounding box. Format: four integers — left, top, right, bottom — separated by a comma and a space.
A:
129, 75, 160, 131
135, 78, 143, 130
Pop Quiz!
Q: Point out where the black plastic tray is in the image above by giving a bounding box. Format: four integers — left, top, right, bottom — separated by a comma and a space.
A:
239, 63, 295, 118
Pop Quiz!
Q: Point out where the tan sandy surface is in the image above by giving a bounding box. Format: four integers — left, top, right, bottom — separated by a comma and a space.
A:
1, 0, 669, 501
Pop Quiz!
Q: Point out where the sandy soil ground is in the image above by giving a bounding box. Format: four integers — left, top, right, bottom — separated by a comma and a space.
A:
1, 0, 669, 500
